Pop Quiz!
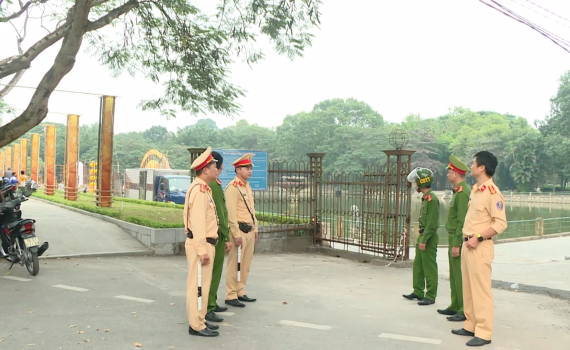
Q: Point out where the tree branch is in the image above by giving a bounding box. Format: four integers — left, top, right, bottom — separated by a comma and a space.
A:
0, 37, 25, 100
0, 0, 91, 147
0, 0, 48, 23
0, 0, 139, 80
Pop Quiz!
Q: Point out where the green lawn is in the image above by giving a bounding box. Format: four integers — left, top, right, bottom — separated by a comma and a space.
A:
32, 191, 185, 228
32, 190, 309, 229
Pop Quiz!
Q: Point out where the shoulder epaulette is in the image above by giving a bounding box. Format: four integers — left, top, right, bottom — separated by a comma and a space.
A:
216, 179, 221, 186
199, 184, 210, 193
427, 195, 432, 202
458, 186, 463, 193
489, 185, 496, 194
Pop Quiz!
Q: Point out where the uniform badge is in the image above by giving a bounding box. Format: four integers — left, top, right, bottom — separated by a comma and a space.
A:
458, 186, 463, 193
453, 186, 458, 192
427, 195, 432, 202
480, 185, 487, 192
496, 201, 504, 211
216, 179, 221, 185
489, 185, 496, 194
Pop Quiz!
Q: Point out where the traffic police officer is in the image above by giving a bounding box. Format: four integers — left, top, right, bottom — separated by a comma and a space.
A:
225, 153, 259, 307
205, 151, 233, 323
184, 147, 220, 337
403, 167, 440, 306
452, 151, 507, 347
438, 155, 471, 322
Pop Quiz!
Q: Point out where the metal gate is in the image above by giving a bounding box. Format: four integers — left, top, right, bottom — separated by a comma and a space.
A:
317, 150, 414, 259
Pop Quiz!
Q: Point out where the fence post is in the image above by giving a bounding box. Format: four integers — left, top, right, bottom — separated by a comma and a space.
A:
536, 217, 544, 238
308, 153, 325, 245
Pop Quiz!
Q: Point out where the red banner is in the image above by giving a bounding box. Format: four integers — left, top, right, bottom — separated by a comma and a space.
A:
65, 115, 80, 200
45, 125, 56, 195
13, 143, 20, 177
97, 96, 115, 207
20, 139, 28, 177
31, 134, 40, 182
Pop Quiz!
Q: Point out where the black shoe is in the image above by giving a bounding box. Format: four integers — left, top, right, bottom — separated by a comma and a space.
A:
418, 298, 435, 305
447, 313, 466, 322
238, 295, 257, 302
188, 326, 219, 337
214, 305, 228, 313
206, 311, 223, 323
402, 293, 422, 300
205, 322, 219, 330
452, 328, 475, 337
225, 299, 246, 307
437, 308, 456, 315
466, 337, 491, 347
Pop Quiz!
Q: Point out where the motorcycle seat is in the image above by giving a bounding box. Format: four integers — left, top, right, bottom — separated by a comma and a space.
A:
6, 221, 20, 230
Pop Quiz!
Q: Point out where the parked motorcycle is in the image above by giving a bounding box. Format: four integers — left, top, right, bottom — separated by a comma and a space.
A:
0, 180, 48, 276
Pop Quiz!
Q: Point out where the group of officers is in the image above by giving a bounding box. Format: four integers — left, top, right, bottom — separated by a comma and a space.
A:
184, 147, 259, 337
404, 151, 507, 347
182, 147, 508, 346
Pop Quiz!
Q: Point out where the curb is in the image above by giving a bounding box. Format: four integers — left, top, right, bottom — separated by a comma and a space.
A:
40, 250, 156, 260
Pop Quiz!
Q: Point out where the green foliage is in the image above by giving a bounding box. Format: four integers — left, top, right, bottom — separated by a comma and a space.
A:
84, 0, 321, 117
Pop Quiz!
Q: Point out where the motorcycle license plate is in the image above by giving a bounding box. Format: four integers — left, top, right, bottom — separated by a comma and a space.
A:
24, 237, 39, 248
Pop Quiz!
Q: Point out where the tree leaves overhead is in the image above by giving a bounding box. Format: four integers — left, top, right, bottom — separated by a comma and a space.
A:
0, 0, 322, 147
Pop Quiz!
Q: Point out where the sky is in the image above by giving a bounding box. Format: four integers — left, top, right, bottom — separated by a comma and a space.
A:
1, 0, 570, 134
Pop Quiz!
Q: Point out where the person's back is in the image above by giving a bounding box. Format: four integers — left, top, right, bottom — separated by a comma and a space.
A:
4, 168, 13, 179
9, 175, 18, 186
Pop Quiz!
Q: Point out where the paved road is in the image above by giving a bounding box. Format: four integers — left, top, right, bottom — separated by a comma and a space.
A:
25, 199, 150, 257
1, 254, 568, 350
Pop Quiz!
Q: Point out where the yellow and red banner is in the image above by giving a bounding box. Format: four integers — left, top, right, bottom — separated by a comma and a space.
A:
45, 125, 57, 195
0, 149, 5, 175
20, 138, 28, 176
65, 114, 80, 200
13, 143, 20, 176
97, 96, 115, 207
31, 134, 40, 182
5, 147, 11, 169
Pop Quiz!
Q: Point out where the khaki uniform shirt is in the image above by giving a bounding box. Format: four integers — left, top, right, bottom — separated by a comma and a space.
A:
225, 177, 258, 239
463, 179, 508, 237
183, 177, 219, 255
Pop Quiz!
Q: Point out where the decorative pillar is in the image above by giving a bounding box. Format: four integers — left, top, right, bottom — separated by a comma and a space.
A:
20, 138, 28, 176
30, 134, 40, 182
45, 125, 57, 195
97, 96, 115, 207
65, 114, 80, 200
13, 143, 20, 176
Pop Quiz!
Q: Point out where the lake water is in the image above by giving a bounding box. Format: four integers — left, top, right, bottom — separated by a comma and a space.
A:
254, 191, 570, 241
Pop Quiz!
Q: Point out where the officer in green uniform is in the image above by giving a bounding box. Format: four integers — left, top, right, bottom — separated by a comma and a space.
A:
205, 151, 233, 323
438, 155, 471, 321
403, 167, 439, 305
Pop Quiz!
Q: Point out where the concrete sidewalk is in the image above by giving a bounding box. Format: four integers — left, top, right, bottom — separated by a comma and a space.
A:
410, 236, 570, 293
25, 198, 151, 257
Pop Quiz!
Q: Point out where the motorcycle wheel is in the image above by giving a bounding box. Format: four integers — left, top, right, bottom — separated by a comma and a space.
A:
20, 238, 39, 276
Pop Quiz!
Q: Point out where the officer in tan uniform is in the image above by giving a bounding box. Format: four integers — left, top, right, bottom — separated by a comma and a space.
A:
225, 153, 259, 307
184, 147, 220, 337
452, 151, 507, 347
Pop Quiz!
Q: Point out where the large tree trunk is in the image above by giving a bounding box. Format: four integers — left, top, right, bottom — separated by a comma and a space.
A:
0, 0, 91, 148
